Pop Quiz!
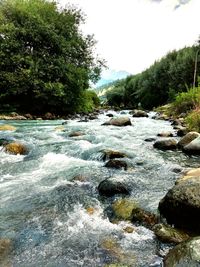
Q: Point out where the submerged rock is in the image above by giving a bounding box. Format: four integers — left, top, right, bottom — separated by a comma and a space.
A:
159, 176, 200, 232
153, 139, 177, 150
153, 224, 189, 244
112, 198, 138, 220
132, 208, 158, 229
164, 237, 200, 267
98, 178, 129, 197
4, 142, 28, 155
101, 149, 127, 161
0, 124, 16, 131
69, 131, 84, 137
0, 238, 12, 264
157, 132, 173, 137
177, 131, 199, 149
105, 160, 128, 170
102, 117, 132, 127
144, 137, 156, 142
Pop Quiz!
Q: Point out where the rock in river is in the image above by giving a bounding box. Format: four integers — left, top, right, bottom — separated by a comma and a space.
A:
182, 135, 200, 155
105, 159, 128, 170
102, 117, 132, 127
153, 139, 177, 150
159, 170, 200, 233
98, 178, 129, 197
132, 109, 148, 117
164, 237, 200, 267
4, 142, 28, 155
177, 131, 199, 149
100, 149, 127, 161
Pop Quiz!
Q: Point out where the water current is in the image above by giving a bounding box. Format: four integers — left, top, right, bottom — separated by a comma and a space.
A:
1, 111, 200, 267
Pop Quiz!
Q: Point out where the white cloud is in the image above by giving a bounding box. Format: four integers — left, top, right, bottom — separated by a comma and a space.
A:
61, 0, 200, 74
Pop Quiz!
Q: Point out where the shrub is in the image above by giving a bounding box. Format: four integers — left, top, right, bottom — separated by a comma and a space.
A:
186, 108, 200, 132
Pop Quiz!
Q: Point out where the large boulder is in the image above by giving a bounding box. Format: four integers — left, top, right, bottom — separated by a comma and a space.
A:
102, 117, 132, 127
153, 224, 189, 244
153, 139, 177, 150
105, 159, 128, 170
164, 237, 200, 267
4, 142, 28, 155
132, 109, 148, 117
183, 135, 200, 155
159, 172, 200, 232
98, 178, 129, 197
177, 131, 200, 149
112, 198, 138, 220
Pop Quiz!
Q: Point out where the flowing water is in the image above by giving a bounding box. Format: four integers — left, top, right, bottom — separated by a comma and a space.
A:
1, 111, 200, 267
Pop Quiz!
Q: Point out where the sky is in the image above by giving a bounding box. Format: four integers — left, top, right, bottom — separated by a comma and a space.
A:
60, 0, 200, 76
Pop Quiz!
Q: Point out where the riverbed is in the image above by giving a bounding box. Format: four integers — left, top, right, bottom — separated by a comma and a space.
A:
1, 111, 200, 267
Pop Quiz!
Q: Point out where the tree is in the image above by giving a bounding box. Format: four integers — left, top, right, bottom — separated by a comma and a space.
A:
0, 0, 103, 114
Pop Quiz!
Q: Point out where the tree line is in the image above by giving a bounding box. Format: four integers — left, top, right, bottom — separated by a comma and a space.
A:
106, 44, 200, 109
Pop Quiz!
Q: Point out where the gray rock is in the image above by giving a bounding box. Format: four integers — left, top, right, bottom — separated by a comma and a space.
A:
132, 109, 148, 117
102, 116, 132, 127
164, 237, 200, 267
183, 135, 200, 155
98, 178, 129, 197
178, 131, 199, 149
153, 139, 177, 150
105, 159, 128, 170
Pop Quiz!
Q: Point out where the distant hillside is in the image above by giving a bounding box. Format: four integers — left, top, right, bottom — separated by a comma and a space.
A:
94, 69, 130, 88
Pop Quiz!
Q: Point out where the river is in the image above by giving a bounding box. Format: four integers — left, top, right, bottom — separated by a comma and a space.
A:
1, 111, 200, 267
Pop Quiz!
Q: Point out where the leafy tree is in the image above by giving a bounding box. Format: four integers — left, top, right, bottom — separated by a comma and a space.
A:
0, 0, 103, 114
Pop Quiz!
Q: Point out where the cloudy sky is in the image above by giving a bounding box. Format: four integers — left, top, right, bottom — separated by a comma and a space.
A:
61, 0, 200, 76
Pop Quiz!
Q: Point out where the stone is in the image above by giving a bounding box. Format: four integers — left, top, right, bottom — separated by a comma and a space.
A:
159, 178, 200, 232
157, 132, 173, 137
176, 127, 188, 137
25, 113, 33, 120
105, 160, 128, 170
153, 139, 177, 150
44, 112, 55, 120
164, 237, 200, 267
177, 131, 200, 149
132, 109, 148, 117
175, 168, 200, 185
144, 138, 156, 142
5, 142, 28, 155
102, 117, 132, 127
0, 238, 11, 263
106, 113, 114, 117
123, 226, 135, 233
72, 175, 86, 182
153, 224, 189, 244
132, 208, 158, 229
183, 135, 200, 155
101, 149, 127, 161
98, 178, 129, 197
112, 198, 138, 220
0, 125, 16, 131
54, 126, 65, 131
69, 131, 84, 137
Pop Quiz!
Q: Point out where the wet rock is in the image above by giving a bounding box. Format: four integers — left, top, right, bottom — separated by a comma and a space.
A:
69, 131, 84, 137
132, 109, 148, 117
171, 119, 182, 126
0, 238, 11, 263
123, 226, 135, 233
106, 113, 114, 117
44, 112, 55, 120
153, 139, 177, 150
0, 125, 16, 131
157, 132, 173, 137
0, 138, 13, 146
105, 160, 128, 170
159, 176, 200, 232
176, 127, 188, 137
54, 125, 65, 131
177, 131, 199, 149
98, 178, 129, 197
164, 237, 200, 267
25, 113, 33, 120
101, 149, 127, 161
183, 135, 200, 155
132, 208, 158, 229
72, 175, 86, 182
153, 224, 189, 244
4, 142, 28, 155
102, 117, 132, 127
144, 137, 156, 142
112, 198, 138, 220
88, 115, 98, 120
175, 168, 200, 185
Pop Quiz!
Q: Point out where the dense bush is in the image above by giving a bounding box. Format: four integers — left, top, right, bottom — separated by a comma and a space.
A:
186, 108, 200, 132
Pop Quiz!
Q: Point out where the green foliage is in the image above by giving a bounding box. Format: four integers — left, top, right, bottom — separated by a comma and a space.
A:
76, 90, 100, 113
108, 46, 200, 109
171, 86, 200, 115
0, 0, 102, 114
186, 108, 200, 132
